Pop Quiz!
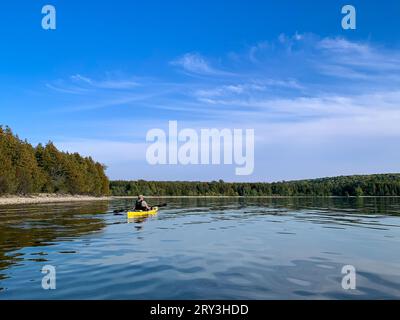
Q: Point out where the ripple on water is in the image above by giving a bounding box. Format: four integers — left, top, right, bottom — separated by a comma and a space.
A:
1, 198, 400, 299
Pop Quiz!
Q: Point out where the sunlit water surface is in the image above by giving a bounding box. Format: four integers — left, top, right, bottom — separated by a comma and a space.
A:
0, 197, 399, 299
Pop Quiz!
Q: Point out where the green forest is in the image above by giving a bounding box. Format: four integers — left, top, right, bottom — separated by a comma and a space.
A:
110, 174, 400, 197
0, 126, 109, 196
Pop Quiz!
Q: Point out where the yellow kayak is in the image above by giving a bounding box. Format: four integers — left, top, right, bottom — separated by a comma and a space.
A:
127, 207, 158, 219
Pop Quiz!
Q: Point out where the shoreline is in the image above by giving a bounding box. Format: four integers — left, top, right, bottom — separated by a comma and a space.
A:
119, 195, 400, 199
1, 194, 400, 206
0, 194, 112, 206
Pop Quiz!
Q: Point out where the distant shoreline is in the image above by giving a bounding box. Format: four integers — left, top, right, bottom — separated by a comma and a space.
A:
1, 194, 400, 206
118, 195, 400, 199
143, 195, 400, 198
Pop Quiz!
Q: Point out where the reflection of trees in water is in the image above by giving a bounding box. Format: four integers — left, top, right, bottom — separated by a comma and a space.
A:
149, 196, 400, 216
147, 197, 400, 231
114, 197, 400, 231
0, 201, 109, 276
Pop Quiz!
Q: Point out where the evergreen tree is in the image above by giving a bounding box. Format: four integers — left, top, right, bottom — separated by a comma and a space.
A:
0, 126, 109, 196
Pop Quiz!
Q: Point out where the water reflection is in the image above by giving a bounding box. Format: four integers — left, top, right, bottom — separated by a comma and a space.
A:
0, 197, 400, 299
152, 196, 400, 216
128, 216, 152, 231
148, 197, 400, 231
0, 202, 109, 280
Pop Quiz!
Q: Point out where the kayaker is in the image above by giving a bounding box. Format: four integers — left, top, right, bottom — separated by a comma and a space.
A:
135, 195, 151, 211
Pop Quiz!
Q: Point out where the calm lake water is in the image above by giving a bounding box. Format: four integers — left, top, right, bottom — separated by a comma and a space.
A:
0, 197, 399, 299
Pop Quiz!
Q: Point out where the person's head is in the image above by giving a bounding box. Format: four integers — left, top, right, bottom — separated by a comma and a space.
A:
138, 195, 144, 201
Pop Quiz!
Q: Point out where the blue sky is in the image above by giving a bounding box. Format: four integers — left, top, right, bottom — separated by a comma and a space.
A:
1, 0, 400, 181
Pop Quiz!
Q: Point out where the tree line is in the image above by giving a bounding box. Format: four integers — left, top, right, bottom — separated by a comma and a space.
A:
2, 125, 400, 197
110, 174, 400, 197
0, 126, 109, 196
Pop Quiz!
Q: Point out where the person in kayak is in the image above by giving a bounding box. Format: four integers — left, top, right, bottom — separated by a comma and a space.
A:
135, 195, 151, 211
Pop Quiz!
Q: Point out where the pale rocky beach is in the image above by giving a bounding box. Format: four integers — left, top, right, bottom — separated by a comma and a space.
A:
0, 194, 112, 206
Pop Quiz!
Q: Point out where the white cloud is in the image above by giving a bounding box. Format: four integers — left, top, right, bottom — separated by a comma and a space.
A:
170, 52, 231, 76
70, 74, 93, 85
317, 37, 370, 54
194, 83, 266, 98
40, 34, 400, 180
45, 83, 89, 95
71, 74, 139, 89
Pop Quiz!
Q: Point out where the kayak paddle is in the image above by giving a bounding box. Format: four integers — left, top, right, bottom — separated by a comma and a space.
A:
113, 203, 167, 213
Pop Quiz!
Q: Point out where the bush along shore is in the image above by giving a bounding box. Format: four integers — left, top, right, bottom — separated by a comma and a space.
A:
0, 126, 109, 196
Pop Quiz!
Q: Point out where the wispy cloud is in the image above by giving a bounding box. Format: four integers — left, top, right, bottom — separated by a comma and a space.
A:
70, 74, 139, 89
44, 33, 400, 123
170, 52, 233, 76
45, 83, 89, 95
37, 33, 400, 180
45, 34, 400, 119
317, 37, 370, 54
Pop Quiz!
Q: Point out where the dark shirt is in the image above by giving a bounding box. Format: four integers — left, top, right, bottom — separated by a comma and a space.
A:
135, 199, 148, 211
